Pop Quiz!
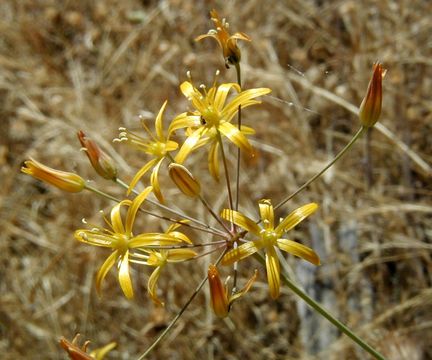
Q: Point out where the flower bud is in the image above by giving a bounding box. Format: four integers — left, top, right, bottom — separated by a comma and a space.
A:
168, 163, 201, 197
359, 63, 385, 128
21, 158, 85, 193
78, 130, 117, 180
208, 264, 229, 318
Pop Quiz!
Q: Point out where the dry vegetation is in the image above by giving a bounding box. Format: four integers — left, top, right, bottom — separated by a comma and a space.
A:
1, 0, 432, 359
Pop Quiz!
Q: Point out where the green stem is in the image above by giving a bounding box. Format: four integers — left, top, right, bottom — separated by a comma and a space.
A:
136, 249, 227, 359
216, 130, 234, 215
253, 253, 386, 360
274, 126, 367, 211
115, 178, 226, 236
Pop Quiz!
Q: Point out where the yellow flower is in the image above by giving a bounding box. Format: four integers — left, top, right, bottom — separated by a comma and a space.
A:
60, 334, 116, 360
208, 264, 257, 318
74, 187, 182, 299
170, 79, 270, 165
78, 130, 117, 180
196, 9, 251, 68
21, 158, 86, 193
116, 100, 178, 202
221, 200, 320, 299
130, 222, 196, 306
359, 62, 386, 128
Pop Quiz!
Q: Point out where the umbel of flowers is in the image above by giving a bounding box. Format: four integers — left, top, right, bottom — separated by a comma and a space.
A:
21, 7, 386, 360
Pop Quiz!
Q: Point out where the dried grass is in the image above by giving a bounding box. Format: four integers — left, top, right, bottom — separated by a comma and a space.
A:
1, 0, 431, 359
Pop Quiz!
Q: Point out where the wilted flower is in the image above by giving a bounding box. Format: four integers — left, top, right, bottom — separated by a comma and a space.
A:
208, 264, 257, 318
359, 62, 386, 128
130, 222, 196, 306
74, 187, 182, 299
78, 130, 117, 180
21, 158, 85, 193
170, 77, 270, 164
60, 334, 116, 360
221, 200, 320, 299
196, 9, 251, 68
116, 100, 178, 202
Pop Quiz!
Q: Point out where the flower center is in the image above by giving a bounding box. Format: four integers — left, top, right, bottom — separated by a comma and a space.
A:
201, 107, 220, 127
261, 230, 277, 247
115, 233, 130, 253
147, 141, 167, 157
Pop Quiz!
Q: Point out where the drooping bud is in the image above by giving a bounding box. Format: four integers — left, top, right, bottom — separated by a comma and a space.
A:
168, 163, 201, 197
359, 63, 386, 128
21, 158, 85, 193
77, 130, 117, 180
208, 264, 230, 318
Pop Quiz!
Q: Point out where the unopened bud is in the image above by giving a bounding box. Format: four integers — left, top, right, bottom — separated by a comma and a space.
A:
208, 264, 229, 318
359, 63, 386, 128
78, 130, 117, 180
168, 163, 201, 197
21, 158, 85, 193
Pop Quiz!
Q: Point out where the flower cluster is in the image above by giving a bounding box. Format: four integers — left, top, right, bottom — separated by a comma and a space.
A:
20, 7, 385, 359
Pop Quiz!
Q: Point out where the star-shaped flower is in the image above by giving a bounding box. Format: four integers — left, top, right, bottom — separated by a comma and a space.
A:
221, 200, 320, 299
116, 100, 178, 202
169, 79, 270, 165
74, 187, 182, 299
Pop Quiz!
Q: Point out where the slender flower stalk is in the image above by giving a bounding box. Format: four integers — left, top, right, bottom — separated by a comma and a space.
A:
253, 252, 386, 360
21, 158, 86, 193
274, 126, 367, 211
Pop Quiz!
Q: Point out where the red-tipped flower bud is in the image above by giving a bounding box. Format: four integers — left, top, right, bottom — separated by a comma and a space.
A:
78, 130, 117, 180
359, 63, 386, 128
168, 163, 201, 197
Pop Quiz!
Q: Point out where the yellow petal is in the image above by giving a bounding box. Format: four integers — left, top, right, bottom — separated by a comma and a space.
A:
221, 241, 260, 266
224, 100, 261, 123
218, 122, 253, 154
222, 88, 271, 120
165, 219, 189, 233
259, 199, 274, 230
275, 203, 318, 235
95, 250, 118, 297
150, 158, 164, 203
148, 266, 164, 306
128, 233, 182, 248
155, 100, 168, 140
168, 230, 193, 244
174, 127, 206, 164
180, 81, 206, 112
127, 158, 159, 195
229, 269, 258, 304
231, 32, 251, 42
276, 238, 320, 265
208, 141, 220, 180
195, 33, 218, 42
125, 186, 153, 235
265, 246, 280, 299
90, 342, 117, 360
74, 230, 116, 248
221, 209, 261, 235
168, 113, 200, 136
214, 83, 241, 112
110, 202, 127, 234
118, 251, 134, 299
166, 249, 197, 262
165, 140, 179, 152
240, 125, 255, 135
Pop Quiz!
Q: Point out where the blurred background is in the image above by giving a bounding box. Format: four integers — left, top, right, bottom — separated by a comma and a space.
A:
1, 0, 431, 359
